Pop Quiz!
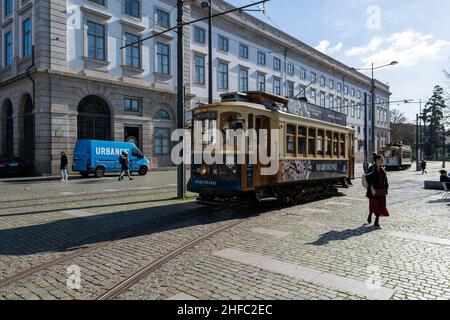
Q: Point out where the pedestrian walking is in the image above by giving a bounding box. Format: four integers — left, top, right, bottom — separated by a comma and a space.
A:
119, 151, 133, 181
60, 152, 69, 183
420, 159, 427, 174
366, 154, 390, 228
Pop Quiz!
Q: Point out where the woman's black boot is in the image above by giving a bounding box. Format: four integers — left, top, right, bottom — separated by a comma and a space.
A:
367, 213, 373, 225
374, 215, 380, 228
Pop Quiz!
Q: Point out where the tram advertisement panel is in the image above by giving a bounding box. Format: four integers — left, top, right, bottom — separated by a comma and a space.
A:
281, 160, 348, 182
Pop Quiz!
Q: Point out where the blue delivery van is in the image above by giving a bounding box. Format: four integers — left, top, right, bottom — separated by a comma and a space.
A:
72, 140, 150, 178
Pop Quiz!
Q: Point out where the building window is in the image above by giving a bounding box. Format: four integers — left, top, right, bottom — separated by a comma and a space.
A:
156, 42, 170, 74
320, 76, 326, 87
351, 88, 355, 97
310, 89, 316, 103
125, 33, 140, 68
218, 62, 228, 90
239, 44, 248, 59
218, 36, 229, 52
87, 21, 105, 61
4, 0, 12, 17
288, 81, 295, 98
124, 98, 140, 112
194, 55, 205, 84
343, 99, 349, 115
22, 18, 32, 58
125, 0, 140, 18
357, 104, 361, 119
194, 27, 205, 44
273, 78, 281, 96
4, 31, 12, 66
257, 73, 266, 91
329, 80, 334, 90
257, 51, 266, 65
90, 0, 105, 5
344, 85, 349, 95
155, 109, 171, 119
337, 82, 342, 92
238, 68, 248, 92
357, 90, 361, 99
337, 97, 342, 112
288, 64, 295, 75
154, 128, 171, 155
273, 57, 281, 71
300, 68, 306, 80
329, 95, 334, 109
320, 92, 326, 108
351, 102, 355, 117
155, 8, 170, 28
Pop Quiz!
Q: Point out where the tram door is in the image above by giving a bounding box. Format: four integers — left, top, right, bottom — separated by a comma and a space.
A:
254, 116, 277, 187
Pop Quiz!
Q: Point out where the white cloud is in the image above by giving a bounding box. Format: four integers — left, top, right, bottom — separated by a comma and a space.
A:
345, 29, 450, 68
315, 40, 344, 55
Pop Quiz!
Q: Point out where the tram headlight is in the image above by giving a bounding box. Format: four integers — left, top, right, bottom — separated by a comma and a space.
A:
199, 164, 210, 177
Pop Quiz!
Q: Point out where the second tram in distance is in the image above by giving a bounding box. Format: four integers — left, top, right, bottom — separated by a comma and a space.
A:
381, 142, 412, 170
187, 91, 355, 205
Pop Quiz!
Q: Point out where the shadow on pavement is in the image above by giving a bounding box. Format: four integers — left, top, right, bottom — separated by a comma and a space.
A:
0, 201, 255, 256
306, 224, 379, 246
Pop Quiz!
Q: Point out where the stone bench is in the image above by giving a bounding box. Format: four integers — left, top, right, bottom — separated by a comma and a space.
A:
424, 181, 445, 190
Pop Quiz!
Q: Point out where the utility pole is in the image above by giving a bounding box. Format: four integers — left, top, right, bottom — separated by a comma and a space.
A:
208, 1, 213, 104
371, 63, 376, 157
364, 93, 368, 173
416, 114, 420, 171
177, 0, 186, 199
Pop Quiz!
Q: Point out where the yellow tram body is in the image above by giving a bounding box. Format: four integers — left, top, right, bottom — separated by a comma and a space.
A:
187, 92, 355, 204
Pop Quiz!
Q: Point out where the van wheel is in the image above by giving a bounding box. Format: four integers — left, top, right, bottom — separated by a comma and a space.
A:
138, 166, 148, 176
95, 167, 105, 178
80, 172, 89, 178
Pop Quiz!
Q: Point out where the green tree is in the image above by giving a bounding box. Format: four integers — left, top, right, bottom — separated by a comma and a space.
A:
422, 85, 448, 158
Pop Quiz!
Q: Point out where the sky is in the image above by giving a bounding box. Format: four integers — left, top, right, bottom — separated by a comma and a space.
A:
228, 0, 450, 122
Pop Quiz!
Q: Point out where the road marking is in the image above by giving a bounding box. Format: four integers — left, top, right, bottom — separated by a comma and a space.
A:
166, 293, 197, 300
215, 249, 395, 300
60, 192, 75, 196
62, 209, 98, 219
390, 231, 450, 246
103, 189, 119, 192
167, 184, 178, 187
251, 228, 292, 239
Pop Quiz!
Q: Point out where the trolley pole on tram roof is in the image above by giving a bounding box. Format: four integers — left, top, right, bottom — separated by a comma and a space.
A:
177, 0, 186, 200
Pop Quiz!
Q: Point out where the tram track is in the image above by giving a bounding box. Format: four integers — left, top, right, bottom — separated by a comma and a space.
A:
0, 203, 225, 290
0, 186, 177, 211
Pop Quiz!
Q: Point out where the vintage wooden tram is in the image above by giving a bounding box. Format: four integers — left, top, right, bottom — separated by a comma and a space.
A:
187, 92, 355, 205
380, 142, 412, 170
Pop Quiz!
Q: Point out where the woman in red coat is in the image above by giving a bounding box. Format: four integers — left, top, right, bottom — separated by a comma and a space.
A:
366, 154, 390, 228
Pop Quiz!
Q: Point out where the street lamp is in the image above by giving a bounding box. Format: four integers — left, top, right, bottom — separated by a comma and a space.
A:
350, 61, 398, 172
201, 0, 213, 104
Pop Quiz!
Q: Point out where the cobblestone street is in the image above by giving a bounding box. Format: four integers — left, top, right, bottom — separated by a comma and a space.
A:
0, 162, 449, 300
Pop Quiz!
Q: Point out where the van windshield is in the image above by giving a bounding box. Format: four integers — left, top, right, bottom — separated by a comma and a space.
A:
132, 149, 143, 158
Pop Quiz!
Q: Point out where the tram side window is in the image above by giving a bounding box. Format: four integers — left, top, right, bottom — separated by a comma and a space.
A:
333, 132, 339, 157
339, 133, 346, 157
326, 131, 332, 157
298, 126, 307, 156
317, 129, 325, 156
286, 125, 296, 155
308, 128, 316, 156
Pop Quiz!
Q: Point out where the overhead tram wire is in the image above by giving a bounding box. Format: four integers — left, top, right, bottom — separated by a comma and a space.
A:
119, 0, 270, 50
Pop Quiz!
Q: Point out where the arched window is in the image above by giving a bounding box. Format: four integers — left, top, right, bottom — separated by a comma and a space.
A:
154, 109, 170, 120
77, 96, 111, 141
1, 99, 14, 156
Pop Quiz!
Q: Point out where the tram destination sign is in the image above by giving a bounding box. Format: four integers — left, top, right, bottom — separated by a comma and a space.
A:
195, 111, 218, 121
287, 99, 347, 126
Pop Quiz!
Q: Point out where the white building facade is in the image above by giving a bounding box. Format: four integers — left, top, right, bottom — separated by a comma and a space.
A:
0, 0, 391, 175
